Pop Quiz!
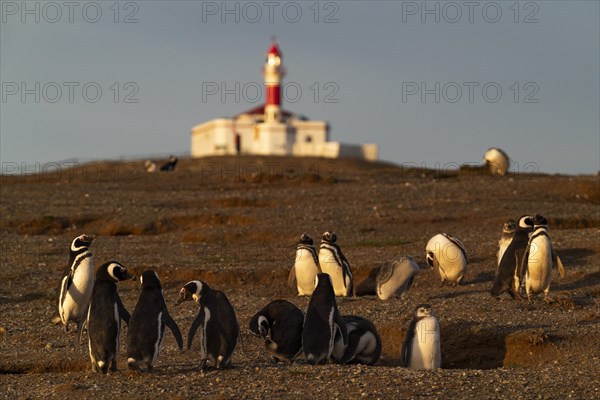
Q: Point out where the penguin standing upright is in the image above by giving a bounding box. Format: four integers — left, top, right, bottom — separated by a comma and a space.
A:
425, 233, 468, 286
160, 155, 178, 171
492, 215, 534, 298
400, 304, 441, 370
288, 234, 321, 296
522, 214, 565, 302
318, 232, 353, 297
497, 219, 516, 273
177, 280, 239, 370
302, 273, 348, 365
127, 271, 183, 372
57, 234, 95, 343
249, 299, 304, 363
332, 315, 381, 365
87, 261, 135, 374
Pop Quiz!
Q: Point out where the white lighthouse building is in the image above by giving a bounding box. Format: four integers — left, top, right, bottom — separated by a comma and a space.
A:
190, 42, 378, 160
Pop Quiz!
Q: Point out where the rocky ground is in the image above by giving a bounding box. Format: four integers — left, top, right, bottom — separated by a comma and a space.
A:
1, 156, 599, 399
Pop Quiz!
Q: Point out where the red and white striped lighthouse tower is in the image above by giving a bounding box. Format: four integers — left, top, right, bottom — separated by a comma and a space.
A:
263, 41, 284, 123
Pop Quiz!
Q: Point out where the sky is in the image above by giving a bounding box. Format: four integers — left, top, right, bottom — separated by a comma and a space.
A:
1, 0, 599, 174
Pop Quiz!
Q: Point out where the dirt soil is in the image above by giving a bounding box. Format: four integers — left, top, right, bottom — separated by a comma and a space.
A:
1, 156, 599, 399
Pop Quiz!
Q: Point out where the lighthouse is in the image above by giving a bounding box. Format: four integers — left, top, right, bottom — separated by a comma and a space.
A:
264, 42, 284, 123
190, 42, 378, 160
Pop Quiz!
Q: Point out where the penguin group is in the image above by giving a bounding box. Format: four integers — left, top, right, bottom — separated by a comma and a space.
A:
55, 213, 565, 373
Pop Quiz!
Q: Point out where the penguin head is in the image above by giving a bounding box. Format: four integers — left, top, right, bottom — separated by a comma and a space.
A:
299, 233, 314, 246
176, 280, 206, 305
414, 304, 433, 318
503, 219, 516, 234
321, 231, 337, 244
140, 270, 161, 289
169, 155, 177, 163
533, 214, 548, 227
425, 251, 435, 269
517, 215, 534, 230
257, 316, 270, 339
71, 234, 94, 252
96, 261, 135, 282
314, 273, 334, 291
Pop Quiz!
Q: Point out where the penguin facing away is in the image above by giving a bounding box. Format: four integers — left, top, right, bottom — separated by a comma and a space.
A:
87, 261, 135, 374
177, 280, 239, 370
376, 256, 420, 300
497, 219, 516, 273
127, 270, 183, 372
302, 273, 348, 365
288, 233, 321, 296
426, 233, 468, 286
318, 232, 353, 297
400, 304, 441, 370
522, 214, 565, 302
249, 299, 304, 363
492, 215, 534, 299
332, 315, 381, 365
57, 234, 95, 344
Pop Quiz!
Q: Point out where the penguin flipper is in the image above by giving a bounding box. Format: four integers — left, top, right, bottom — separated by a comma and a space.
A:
400, 320, 416, 368
334, 313, 348, 347
116, 296, 130, 324
187, 309, 205, 350
553, 252, 565, 278
164, 312, 184, 350
287, 266, 297, 293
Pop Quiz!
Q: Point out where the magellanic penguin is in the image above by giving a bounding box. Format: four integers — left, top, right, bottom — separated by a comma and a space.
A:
288, 234, 321, 296
57, 234, 95, 343
302, 273, 348, 365
483, 147, 510, 176
249, 299, 304, 363
376, 256, 420, 300
318, 232, 353, 297
497, 219, 516, 274
144, 160, 157, 173
126, 271, 183, 372
87, 261, 135, 374
332, 315, 381, 365
492, 215, 534, 299
425, 233, 468, 286
522, 214, 566, 303
177, 280, 239, 370
160, 155, 177, 171
400, 304, 441, 370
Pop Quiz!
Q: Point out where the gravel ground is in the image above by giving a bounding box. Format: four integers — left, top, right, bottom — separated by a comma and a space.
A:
1, 156, 599, 399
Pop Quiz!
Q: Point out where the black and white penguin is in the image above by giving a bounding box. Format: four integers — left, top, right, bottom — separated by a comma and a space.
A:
57, 234, 95, 343
302, 273, 348, 365
376, 256, 420, 300
522, 214, 565, 302
160, 155, 177, 171
400, 304, 441, 370
497, 219, 516, 273
176, 280, 239, 370
483, 147, 510, 176
492, 215, 534, 298
425, 233, 468, 286
126, 270, 183, 372
288, 234, 321, 296
248, 299, 304, 363
332, 315, 381, 365
87, 261, 135, 374
144, 160, 157, 173
318, 232, 353, 297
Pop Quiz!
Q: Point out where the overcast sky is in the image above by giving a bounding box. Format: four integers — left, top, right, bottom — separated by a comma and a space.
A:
1, 1, 598, 174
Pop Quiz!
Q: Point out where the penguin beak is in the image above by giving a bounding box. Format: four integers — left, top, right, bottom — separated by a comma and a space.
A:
175, 290, 187, 306
81, 234, 95, 244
